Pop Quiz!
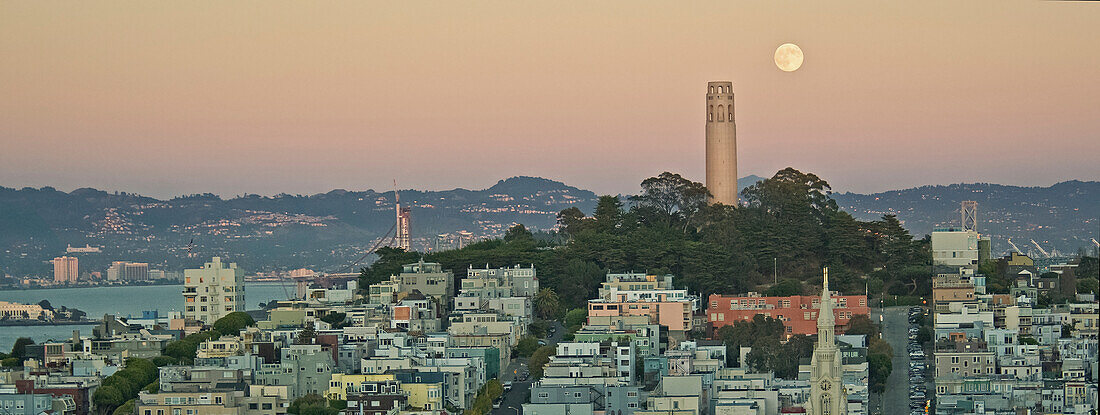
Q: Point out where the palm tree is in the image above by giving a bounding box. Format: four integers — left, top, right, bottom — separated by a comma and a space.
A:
534, 288, 561, 320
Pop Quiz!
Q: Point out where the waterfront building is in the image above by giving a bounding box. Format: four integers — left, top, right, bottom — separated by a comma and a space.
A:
183, 257, 245, 325
0, 301, 54, 320
107, 261, 149, 281
52, 256, 78, 284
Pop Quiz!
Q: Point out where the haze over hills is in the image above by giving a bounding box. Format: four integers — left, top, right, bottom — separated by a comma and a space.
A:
0, 175, 1096, 277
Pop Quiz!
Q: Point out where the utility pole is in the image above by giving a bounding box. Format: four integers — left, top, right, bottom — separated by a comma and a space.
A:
773, 258, 777, 285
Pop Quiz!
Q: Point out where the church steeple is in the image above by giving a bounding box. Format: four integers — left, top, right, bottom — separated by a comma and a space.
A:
808, 267, 846, 415
817, 267, 835, 346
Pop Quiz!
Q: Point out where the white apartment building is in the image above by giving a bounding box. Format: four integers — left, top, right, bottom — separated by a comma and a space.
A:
932, 228, 979, 268
183, 257, 245, 324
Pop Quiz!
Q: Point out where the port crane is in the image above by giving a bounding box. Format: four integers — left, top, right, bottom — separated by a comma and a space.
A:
1006, 238, 1023, 253
1030, 239, 1052, 258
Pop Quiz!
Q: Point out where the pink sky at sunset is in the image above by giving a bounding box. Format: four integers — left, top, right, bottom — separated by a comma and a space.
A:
1, 1, 1097, 198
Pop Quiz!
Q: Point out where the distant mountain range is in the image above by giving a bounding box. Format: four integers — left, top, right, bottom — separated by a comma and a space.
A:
1, 176, 1096, 276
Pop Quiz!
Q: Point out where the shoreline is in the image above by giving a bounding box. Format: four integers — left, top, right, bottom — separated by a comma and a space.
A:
0, 281, 184, 292
0, 320, 99, 327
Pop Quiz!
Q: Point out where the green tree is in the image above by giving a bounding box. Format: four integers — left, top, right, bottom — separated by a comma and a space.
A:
528, 320, 550, 338
296, 322, 317, 345
504, 224, 534, 243
288, 394, 337, 415
844, 315, 878, 338
564, 309, 587, 333
112, 399, 136, 415
212, 311, 255, 336
515, 336, 539, 358
1078, 277, 1098, 295
358, 247, 419, 287
631, 172, 710, 231
93, 385, 126, 415
593, 196, 624, 233
319, 312, 347, 327
534, 288, 562, 320
556, 207, 589, 237
10, 337, 34, 361
528, 345, 556, 379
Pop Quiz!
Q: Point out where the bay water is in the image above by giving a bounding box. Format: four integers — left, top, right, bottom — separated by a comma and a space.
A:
0, 283, 294, 351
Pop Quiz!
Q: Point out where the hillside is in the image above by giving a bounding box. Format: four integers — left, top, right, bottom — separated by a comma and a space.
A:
833, 181, 1100, 256
1, 176, 1096, 276
0, 176, 598, 275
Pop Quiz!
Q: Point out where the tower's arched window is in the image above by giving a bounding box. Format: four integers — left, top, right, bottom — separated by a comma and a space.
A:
728, 109, 733, 121
709, 86, 714, 93
717, 105, 724, 122
708, 105, 713, 121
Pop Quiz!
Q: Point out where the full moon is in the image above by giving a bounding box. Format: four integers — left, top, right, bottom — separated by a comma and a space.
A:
774, 43, 804, 72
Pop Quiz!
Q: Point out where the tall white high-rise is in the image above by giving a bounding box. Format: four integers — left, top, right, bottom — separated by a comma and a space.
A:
183, 257, 245, 324
705, 81, 738, 206
53, 256, 79, 284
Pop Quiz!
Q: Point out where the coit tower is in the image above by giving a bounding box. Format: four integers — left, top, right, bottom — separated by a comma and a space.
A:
705, 81, 738, 205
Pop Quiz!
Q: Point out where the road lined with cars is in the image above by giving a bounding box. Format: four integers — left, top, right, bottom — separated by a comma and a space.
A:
493, 321, 561, 415
906, 307, 928, 413
877, 306, 930, 415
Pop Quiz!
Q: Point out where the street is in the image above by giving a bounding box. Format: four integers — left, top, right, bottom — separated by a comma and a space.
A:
492, 321, 564, 415
873, 306, 912, 415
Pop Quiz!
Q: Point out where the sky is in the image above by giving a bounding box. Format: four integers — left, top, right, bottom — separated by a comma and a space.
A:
1, 1, 1098, 199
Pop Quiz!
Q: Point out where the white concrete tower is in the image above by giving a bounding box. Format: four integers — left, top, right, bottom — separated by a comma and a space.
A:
705, 81, 738, 205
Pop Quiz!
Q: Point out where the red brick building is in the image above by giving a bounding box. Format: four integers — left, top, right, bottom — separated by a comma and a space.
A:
707, 293, 869, 336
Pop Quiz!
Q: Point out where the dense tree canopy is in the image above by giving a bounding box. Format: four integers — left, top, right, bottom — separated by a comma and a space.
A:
93, 358, 158, 415
212, 311, 255, 336
359, 168, 931, 308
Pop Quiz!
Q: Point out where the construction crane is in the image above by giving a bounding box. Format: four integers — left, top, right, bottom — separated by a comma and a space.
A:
1006, 238, 1023, 253
393, 179, 411, 251
1030, 239, 1052, 258
1092, 238, 1099, 248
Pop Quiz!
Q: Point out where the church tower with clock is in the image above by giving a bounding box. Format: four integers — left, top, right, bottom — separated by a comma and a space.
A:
809, 268, 847, 415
